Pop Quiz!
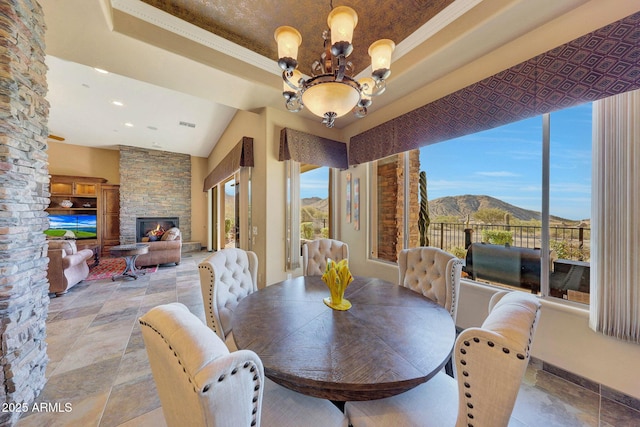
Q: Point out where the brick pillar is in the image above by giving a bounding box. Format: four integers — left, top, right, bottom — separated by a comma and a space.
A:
376, 149, 421, 262
377, 157, 399, 262
0, 1, 50, 426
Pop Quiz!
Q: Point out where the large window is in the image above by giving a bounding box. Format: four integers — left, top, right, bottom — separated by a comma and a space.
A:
285, 163, 333, 271
300, 165, 331, 241
370, 103, 592, 303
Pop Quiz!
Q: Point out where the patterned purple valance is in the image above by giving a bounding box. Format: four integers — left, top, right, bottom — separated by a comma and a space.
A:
349, 12, 640, 165
203, 137, 254, 191
279, 128, 348, 169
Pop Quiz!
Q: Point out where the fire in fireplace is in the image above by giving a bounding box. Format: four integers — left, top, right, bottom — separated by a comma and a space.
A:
136, 217, 179, 242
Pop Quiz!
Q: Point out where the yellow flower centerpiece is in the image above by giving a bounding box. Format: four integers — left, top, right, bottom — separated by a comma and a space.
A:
321, 258, 354, 311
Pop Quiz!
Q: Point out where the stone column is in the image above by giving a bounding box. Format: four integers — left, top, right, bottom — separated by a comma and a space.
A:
0, 1, 50, 425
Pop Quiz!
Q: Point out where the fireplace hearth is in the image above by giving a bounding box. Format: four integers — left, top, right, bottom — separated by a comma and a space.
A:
136, 217, 179, 242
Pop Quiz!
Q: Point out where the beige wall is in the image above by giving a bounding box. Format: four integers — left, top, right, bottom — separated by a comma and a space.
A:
190, 156, 209, 246
262, 107, 348, 286
205, 107, 348, 287
47, 141, 209, 247
47, 141, 120, 184
205, 110, 267, 284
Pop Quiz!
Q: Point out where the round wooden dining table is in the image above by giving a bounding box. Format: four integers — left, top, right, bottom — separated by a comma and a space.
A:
232, 275, 456, 401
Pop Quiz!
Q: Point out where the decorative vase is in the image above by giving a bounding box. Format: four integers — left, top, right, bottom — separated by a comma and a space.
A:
59, 200, 73, 208
321, 258, 353, 311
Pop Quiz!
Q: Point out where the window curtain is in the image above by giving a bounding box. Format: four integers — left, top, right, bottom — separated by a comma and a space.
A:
590, 89, 640, 343
279, 128, 348, 169
349, 12, 640, 165
285, 160, 301, 270
203, 137, 254, 191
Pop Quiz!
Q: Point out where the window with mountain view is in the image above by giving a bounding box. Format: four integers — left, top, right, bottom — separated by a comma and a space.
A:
370, 102, 592, 304
300, 165, 330, 241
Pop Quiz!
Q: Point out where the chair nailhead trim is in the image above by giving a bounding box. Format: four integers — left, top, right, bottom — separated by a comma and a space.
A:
140, 315, 263, 422
458, 305, 541, 426
139, 319, 200, 393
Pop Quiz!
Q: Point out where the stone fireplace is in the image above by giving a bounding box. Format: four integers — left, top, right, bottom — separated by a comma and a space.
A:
119, 146, 191, 244
136, 217, 179, 242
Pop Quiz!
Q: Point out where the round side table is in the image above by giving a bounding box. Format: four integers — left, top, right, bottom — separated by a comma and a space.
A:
109, 243, 149, 281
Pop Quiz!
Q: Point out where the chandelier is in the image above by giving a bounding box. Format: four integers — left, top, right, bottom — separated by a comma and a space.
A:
274, 6, 395, 128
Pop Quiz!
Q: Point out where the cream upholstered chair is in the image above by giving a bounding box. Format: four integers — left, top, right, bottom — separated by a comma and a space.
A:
399, 247, 463, 376
302, 238, 349, 276
398, 247, 463, 321
198, 248, 258, 351
345, 291, 542, 427
139, 303, 348, 427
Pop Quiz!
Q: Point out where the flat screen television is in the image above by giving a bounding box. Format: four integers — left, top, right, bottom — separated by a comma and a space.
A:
45, 214, 97, 240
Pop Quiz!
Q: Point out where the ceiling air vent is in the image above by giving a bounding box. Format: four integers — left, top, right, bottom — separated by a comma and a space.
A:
179, 121, 196, 128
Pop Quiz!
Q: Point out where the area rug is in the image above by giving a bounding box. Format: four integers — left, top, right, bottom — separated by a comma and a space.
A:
86, 257, 158, 281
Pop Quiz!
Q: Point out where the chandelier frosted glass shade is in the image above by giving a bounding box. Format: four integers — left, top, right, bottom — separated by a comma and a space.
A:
327, 6, 358, 57
302, 81, 361, 119
274, 26, 302, 71
275, 6, 394, 127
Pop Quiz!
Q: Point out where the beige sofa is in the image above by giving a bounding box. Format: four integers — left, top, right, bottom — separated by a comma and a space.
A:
135, 227, 182, 267
47, 240, 94, 296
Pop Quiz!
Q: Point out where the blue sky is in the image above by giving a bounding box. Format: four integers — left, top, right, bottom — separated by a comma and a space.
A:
421, 102, 592, 220
300, 167, 330, 200
300, 103, 592, 221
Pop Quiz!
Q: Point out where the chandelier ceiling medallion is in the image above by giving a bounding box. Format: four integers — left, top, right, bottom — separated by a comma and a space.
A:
274, 6, 395, 128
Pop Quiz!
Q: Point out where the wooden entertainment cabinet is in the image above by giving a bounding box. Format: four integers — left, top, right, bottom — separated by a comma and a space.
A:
47, 175, 120, 257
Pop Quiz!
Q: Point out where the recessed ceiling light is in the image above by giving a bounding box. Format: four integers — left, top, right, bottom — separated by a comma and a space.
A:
111, 100, 124, 107
147, 126, 158, 130
94, 68, 109, 74
124, 122, 134, 127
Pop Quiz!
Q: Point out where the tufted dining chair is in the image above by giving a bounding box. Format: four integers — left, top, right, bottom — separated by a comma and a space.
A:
398, 247, 464, 322
345, 291, 542, 427
198, 248, 258, 351
302, 238, 349, 276
139, 303, 348, 427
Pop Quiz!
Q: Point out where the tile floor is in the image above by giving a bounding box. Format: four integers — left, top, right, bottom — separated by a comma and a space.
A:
16, 250, 640, 426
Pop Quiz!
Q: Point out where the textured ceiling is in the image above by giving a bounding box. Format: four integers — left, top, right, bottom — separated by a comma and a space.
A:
141, 0, 454, 76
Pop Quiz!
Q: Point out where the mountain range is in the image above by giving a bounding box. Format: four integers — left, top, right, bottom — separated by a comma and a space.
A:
303, 194, 583, 224
428, 194, 580, 223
